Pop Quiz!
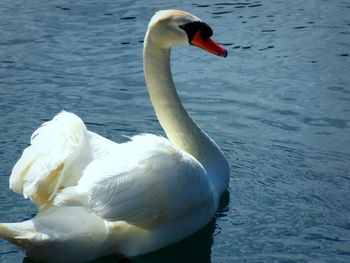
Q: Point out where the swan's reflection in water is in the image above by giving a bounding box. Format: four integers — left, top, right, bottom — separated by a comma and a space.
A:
22, 191, 230, 263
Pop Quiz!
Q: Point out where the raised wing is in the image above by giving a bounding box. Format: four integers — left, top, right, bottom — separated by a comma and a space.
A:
9, 111, 118, 209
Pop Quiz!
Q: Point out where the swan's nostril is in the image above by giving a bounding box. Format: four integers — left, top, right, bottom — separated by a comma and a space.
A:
189, 31, 228, 57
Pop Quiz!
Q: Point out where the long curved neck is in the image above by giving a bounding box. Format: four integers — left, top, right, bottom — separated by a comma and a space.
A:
143, 33, 229, 194
143, 35, 229, 195
144, 37, 212, 163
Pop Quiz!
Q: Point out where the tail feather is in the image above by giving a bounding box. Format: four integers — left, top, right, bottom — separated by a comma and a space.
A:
0, 222, 47, 250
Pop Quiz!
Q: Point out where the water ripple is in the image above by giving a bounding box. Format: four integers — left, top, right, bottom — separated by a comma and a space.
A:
1, 0, 350, 262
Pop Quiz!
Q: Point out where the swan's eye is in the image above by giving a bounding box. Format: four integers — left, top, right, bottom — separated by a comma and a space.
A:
180, 21, 213, 43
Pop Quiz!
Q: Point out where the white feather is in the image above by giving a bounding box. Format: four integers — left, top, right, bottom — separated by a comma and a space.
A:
55, 134, 212, 227
1, 9, 230, 262
9, 111, 118, 208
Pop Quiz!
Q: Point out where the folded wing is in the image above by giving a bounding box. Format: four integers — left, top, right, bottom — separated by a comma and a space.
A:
54, 134, 214, 227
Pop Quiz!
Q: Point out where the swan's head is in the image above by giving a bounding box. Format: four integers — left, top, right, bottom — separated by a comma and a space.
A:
146, 10, 227, 57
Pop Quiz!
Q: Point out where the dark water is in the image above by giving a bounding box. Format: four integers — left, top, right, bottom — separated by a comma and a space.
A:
1, 0, 350, 262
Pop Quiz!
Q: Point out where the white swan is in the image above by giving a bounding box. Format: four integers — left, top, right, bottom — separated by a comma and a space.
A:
0, 10, 229, 263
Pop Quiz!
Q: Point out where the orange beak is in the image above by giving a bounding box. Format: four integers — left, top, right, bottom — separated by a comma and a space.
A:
190, 31, 228, 58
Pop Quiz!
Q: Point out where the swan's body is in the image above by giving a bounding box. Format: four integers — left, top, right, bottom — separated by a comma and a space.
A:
0, 10, 229, 262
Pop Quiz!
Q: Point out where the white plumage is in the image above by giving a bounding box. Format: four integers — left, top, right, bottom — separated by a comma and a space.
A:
54, 126, 213, 227
9, 112, 116, 209
0, 9, 229, 263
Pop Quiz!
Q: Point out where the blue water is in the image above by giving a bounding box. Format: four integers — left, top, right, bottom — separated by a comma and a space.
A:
1, 0, 350, 262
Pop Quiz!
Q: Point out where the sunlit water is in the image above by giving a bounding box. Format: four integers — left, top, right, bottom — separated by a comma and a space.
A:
1, 0, 350, 262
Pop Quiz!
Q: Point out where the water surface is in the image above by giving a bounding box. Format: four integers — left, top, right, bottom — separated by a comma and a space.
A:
1, 0, 350, 262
